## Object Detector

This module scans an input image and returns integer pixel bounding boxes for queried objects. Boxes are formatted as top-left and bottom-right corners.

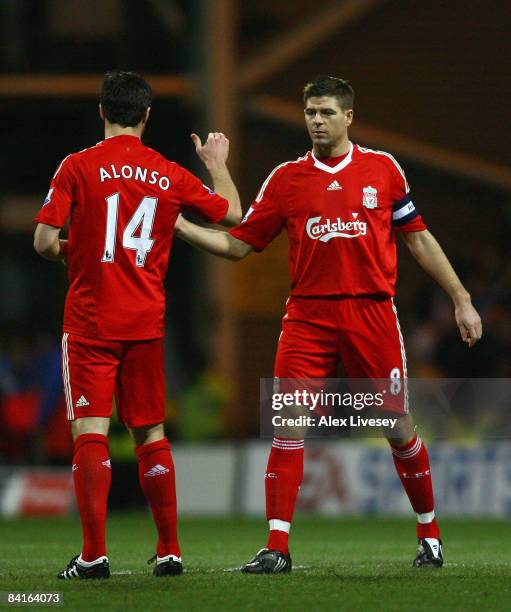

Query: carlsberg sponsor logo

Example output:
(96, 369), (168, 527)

(306, 215), (367, 242)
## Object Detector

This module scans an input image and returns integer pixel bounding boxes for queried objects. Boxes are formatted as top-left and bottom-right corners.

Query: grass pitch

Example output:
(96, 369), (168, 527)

(1, 513), (510, 611)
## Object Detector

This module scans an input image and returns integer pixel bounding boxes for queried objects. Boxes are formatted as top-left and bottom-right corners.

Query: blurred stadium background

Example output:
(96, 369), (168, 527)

(1, 0), (510, 522)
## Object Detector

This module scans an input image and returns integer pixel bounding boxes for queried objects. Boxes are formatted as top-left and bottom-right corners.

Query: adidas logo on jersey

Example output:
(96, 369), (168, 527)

(327, 180), (342, 191)
(102, 460), (111, 469)
(75, 395), (90, 407)
(144, 464), (170, 477)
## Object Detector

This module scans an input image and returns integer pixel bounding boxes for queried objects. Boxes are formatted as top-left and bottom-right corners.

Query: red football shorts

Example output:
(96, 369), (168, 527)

(274, 297), (409, 414)
(61, 333), (166, 428)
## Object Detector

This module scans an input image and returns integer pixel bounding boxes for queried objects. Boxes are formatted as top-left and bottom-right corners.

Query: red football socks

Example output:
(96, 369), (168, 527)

(390, 434), (441, 539)
(265, 438), (304, 554)
(135, 438), (181, 558)
(72, 433), (111, 562)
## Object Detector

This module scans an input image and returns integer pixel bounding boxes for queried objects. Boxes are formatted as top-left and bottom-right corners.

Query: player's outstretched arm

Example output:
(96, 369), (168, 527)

(34, 223), (68, 263)
(191, 132), (241, 226)
(402, 229), (482, 347)
(174, 214), (252, 261)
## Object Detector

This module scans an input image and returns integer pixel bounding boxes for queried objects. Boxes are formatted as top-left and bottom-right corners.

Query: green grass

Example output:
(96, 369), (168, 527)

(1, 514), (510, 611)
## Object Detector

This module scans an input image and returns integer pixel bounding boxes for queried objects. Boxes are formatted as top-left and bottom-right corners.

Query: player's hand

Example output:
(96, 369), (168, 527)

(191, 132), (229, 170)
(454, 300), (482, 348)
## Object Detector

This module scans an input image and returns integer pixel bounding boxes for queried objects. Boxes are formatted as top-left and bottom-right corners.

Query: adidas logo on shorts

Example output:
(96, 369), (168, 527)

(75, 395), (90, 407)
(144, 464), (170, 477)
(327, 180), (342, 191)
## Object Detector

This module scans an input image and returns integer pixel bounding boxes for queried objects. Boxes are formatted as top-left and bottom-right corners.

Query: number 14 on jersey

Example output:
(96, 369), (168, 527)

(102, 193), (158, 267)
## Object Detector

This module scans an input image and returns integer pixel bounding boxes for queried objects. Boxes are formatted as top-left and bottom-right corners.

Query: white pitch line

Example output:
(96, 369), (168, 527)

(108, 562), (504, 576)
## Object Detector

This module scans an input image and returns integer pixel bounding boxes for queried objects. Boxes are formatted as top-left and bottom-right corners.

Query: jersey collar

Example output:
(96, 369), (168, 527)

(311, 142), (354, 174)
(100, 134), (143, 145)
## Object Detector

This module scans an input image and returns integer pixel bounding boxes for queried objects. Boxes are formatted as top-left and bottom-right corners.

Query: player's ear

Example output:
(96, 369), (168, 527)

(99, 104), (105, 121)
(345, 109), (353, 127)
(143, 107), (151, 124)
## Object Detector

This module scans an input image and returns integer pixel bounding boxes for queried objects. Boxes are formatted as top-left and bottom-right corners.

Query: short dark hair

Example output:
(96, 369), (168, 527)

(100, 71), (153, 127)
(303, 75), (354, 111)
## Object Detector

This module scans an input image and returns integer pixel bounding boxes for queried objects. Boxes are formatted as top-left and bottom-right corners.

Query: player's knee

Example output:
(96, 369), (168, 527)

(272, 403), (310, 439)
(385, 414), (415, 446)
(71, 417), (110, 441)
(129, 423), (165, 447)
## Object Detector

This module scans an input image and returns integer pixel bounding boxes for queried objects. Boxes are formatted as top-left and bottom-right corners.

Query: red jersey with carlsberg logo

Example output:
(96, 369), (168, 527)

(36, 135), (228, 339)
(230, 142), (427, 298)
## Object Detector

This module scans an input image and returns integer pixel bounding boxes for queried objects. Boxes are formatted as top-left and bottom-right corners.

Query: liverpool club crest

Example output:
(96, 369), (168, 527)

(362, 186), (378, 209)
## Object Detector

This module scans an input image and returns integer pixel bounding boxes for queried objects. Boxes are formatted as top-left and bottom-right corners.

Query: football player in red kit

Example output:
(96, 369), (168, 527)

(175, 76), (482, 572)
(34, 71), (241, 579)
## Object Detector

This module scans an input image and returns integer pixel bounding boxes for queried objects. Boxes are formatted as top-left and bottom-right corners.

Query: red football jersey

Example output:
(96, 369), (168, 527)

(230, 143), (427, 298)
(36, 135), (228, 339)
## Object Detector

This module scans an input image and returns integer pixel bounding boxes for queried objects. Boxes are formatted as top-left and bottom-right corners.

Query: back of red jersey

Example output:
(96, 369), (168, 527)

(36, 135), (228, 339)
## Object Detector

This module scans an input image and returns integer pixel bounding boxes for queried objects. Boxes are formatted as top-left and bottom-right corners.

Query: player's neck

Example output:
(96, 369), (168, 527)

(313, 137), (350, 159)
(104, 124), (143, 140)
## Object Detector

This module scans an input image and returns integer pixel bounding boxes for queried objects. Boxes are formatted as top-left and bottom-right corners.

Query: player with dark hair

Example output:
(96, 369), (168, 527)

(34, 70), (241, 579)
(303, 74), (355, 111)
(100, 71), (154, 127)
(174, 75), (482, 572)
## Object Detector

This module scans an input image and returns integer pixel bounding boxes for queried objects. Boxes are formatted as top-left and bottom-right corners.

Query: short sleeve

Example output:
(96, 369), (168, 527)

(35, 155), (75, 228)
(229, 167), (286, 252)
(178, 167), (229, 223)
(387, 156), (427, 233)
